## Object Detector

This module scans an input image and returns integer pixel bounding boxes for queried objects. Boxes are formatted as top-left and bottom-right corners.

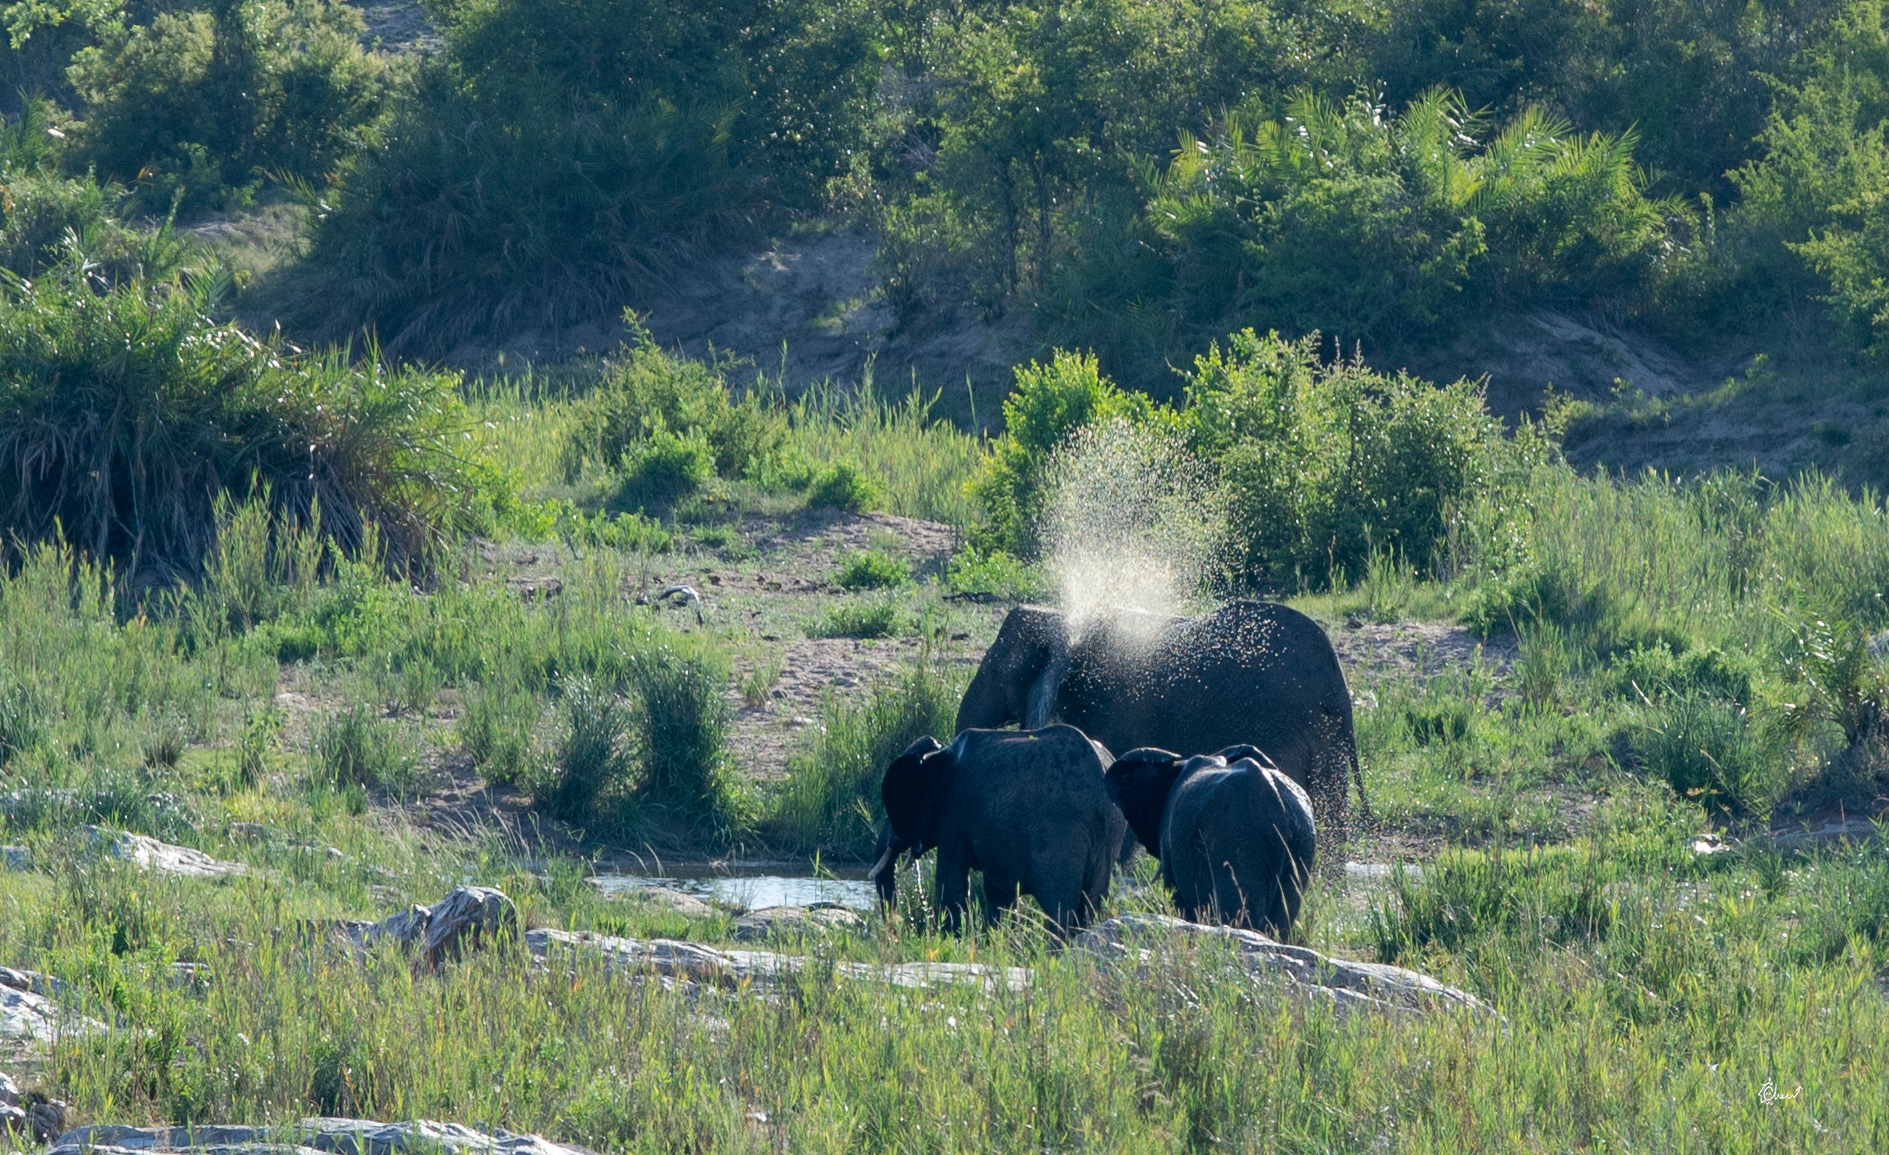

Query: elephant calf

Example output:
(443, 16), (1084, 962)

(874, 726), (1127, 935)
(1106, 745), (1316, 938)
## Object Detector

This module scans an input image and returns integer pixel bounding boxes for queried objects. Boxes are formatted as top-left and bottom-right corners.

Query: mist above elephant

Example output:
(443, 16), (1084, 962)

(955, 600), (1364, 837)
(873, 726), (1127, 935)
(1107, 745), (1316, 937)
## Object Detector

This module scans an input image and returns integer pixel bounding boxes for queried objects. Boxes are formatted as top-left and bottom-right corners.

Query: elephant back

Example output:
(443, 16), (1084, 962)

(1062, 600), (1352, 774)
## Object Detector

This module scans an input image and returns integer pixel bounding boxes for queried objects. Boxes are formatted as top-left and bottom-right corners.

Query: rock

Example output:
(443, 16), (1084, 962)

(1, 846), (27, 871)
(1691, 833), (1731, 855)
(527, 928), (1030, 993)
(1772, 814), (1882, 851)
(321, 887), (521, 972)
(84, 828), (247, 878)
(49, 1120), (596, 1155)
(23, 1095), (68, 1142)
(731, 904), (865, 941)
(1076, 915), (1494, 1017)
(227, 824), (274, 843)
(627, 886), (713, 918)
(0, 969), (102, 1041)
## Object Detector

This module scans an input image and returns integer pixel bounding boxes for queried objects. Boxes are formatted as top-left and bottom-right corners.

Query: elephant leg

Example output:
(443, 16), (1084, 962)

(981, 874), (1021, 929)
(933, 845), (972, 935)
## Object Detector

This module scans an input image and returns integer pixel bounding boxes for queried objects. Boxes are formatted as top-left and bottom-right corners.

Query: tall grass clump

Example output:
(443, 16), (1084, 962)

(544, 675), (632, 825)
(311, 702), (416, 793)
(786, 383), (981, 525)
(772, 651), (966, 856)
(0, 271), (488, 582)
(629, 640), (746, 835)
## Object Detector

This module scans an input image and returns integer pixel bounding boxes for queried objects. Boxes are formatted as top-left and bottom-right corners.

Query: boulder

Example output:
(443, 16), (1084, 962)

(0, 968), (103, 1042)
(623, 886), (713, 918)
(0, 1073), (68, 1142)
(731, 904), (865, 941)
(84, 828), (247, 878)
(527, 928), (1029, 993)
(1772, 814), (1882, 851)
(49, 1120), (596, 1155)
(1076, 915), (1494, 1017)
(321, 887), (522, 972)
(1, 846), (27, 871)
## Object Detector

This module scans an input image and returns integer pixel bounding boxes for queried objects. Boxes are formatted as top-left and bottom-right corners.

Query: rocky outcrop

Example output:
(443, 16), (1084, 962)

(49, 1119), (593, 1155)
(528, 928), (1029, 993)
(731, 904), (864, 941)
(1076, 915), (1494, 1016)
(85, 828), (247, 878)
(0, 967), (101, 1041)
(319, 887), (521, 972)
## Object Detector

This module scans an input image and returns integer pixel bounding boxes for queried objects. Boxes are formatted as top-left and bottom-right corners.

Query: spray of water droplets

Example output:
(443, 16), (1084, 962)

(1040, 419), (1224, 640)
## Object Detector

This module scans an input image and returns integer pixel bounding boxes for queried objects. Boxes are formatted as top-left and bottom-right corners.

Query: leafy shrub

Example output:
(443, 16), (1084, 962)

(773, 652), (965, 856)
(0, 171), (198, 285)
(808, 596), (912, 639)
(0, 272), (483, 581)
(834, 549), (909, 590)
(607, 428), (714, 512)
(1628, 692), (1777, 816)
(311, 702), (415, 792)
(564, 329), (785, 483)
(545, 675), (631, 823)
(1181, 331), (1546, 589)
(806, 462), (880, 513)
(67, 0), (390, 211)
(945, 544), (1049, 602)
(298, 0), (881, 354)
(968, 351), (1155, 556)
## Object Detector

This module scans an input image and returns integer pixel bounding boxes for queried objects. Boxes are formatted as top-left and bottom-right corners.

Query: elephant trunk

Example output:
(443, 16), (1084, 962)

(1023, 642), (1071, 730)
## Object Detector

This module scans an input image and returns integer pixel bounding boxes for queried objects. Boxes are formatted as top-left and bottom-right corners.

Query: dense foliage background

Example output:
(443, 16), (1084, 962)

(0, 0), (1886, 371)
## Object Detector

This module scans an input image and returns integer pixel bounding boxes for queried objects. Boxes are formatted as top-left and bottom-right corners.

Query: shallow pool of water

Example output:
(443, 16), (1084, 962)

(591, 872), (878, 911)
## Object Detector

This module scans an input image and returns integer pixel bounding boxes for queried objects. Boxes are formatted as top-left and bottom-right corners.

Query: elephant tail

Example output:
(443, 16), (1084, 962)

(1347, 732), (1373, 825)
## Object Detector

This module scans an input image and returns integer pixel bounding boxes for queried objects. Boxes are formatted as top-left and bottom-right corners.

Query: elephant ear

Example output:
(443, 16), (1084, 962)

(1215, 744), (1278, 770)
(881, 736), (947, 848)
(1106, 748), (1185, 857)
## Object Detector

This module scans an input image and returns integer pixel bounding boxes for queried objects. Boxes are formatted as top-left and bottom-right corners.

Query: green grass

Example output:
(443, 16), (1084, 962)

(10, 383), (1889, 1150)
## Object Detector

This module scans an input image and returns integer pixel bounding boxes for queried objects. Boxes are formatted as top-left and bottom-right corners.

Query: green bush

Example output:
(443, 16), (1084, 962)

(772, 652), (965, 856)
(834, 549), (909, 590)
(967, 351), (1155, 556)
(66, 0), (390, 212)
(0, 271), (484, 580)
(1181, 331), (1547, 589)
(564, 328), (785, 484)
(808, 596), (912, 639)
(945, 544), (1049, 602)
(806, 461), (881, 513)
(608, 428), (714, 512)
(298, 0), (881, 354)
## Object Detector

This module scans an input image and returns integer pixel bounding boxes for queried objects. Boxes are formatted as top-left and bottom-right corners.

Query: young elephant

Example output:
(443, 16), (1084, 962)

(1105, 744), (1316, 937)
(874, 726), (1126, 934)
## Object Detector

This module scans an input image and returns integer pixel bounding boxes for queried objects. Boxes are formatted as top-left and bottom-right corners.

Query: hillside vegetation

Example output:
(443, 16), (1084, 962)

(1, 0), (1888, 383)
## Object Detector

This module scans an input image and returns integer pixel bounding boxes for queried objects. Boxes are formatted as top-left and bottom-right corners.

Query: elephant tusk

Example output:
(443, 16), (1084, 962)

(870, 844), (899, 878)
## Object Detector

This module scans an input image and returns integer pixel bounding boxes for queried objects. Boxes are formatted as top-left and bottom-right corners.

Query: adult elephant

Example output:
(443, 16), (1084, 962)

(871, 726), (1126, 935)
(1106, 745), (1316, 937)
(956, 600), (1365, 838)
